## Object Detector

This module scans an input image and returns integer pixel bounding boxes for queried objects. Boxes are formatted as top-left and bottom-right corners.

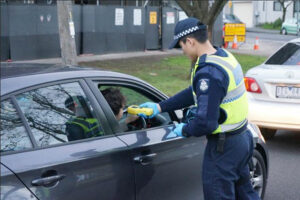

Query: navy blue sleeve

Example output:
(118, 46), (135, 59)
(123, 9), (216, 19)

(159, 86), (194, 112)
(182, 66), (229, 137)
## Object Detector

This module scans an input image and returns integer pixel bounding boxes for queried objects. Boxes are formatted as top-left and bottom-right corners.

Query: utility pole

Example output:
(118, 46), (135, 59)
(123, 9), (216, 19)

(57, 0), (77, 66)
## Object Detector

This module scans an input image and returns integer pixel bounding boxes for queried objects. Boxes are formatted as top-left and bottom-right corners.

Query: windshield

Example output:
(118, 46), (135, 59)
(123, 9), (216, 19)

(265, 43), (300, 65)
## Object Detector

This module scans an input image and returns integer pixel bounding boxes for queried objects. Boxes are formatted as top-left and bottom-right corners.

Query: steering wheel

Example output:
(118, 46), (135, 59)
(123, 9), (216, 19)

(121, 110), (147, 131)
(127, 116), (147, 130)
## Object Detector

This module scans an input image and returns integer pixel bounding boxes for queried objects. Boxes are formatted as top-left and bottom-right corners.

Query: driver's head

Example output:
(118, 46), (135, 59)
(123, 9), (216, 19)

(101, 88), (126, 120)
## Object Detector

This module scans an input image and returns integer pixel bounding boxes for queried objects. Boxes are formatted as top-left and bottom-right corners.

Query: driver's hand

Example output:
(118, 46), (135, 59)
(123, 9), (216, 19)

(125, 114), (139, 124)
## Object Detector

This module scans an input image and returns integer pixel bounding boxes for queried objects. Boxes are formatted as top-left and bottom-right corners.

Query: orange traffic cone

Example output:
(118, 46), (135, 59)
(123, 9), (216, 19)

(254, 37), (259, 50)
(232, 35), (238, 49)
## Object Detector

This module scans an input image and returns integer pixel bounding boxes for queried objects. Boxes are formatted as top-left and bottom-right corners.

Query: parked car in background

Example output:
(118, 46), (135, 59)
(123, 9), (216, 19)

(223, 13), (243, 24)
(245, 38), (300, 139)
(281, 18), (300, 35)
(1, 64), (268, 199)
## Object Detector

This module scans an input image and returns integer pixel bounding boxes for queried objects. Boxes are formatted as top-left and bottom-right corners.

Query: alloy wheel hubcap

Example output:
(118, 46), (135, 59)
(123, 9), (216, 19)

(250, 157), (264, 197)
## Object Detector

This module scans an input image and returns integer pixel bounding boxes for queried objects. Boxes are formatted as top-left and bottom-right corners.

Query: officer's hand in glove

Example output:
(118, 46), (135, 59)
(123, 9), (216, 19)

(173, 123), (186, 137)
(139, 102), (161, 118)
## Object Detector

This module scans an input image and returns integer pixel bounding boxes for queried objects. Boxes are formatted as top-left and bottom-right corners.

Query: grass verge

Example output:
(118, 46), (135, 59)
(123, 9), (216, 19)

(80, 53), (267, 96)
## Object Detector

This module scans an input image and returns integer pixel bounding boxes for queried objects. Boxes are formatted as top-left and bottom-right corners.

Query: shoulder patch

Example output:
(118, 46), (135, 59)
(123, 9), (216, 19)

(199, 79), (209, 92)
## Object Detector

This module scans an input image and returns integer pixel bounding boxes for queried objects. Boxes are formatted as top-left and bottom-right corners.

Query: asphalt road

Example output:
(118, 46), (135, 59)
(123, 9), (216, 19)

(246, 31), (298, 42)
(229, 31), (298, 57)
(263, 130), (300, 200)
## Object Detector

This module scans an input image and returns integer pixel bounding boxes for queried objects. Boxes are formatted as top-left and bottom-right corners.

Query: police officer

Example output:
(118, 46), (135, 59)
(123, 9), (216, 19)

(65, 95), (103, 141)
(140, 18), (260, 200)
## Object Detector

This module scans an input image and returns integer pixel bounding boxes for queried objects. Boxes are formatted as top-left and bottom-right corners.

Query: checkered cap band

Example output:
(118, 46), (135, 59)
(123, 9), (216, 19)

(174, 25), (200, 40)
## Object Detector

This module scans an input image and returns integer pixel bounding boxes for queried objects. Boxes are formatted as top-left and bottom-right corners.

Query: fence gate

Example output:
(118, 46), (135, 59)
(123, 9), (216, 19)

(162, 7), (177, 50)
(1, 5), (9, 61)
(145, 6), (160, 50)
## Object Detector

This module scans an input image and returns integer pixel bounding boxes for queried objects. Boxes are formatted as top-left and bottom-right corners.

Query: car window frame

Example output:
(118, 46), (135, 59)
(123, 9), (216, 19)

(1, 78), (115, 155)
(0, 96), (36, 155)
(86, 77), (179, 135)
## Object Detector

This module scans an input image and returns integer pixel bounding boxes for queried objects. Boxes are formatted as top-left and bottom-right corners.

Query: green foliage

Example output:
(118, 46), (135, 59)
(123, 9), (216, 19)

(273, 18), (282, 28)
(80, 53), (267, 96)
(259, 18), (282, 30)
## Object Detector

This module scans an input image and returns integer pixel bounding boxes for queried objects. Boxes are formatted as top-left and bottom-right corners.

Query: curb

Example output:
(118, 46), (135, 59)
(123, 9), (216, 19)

(246, 28), (280, 35)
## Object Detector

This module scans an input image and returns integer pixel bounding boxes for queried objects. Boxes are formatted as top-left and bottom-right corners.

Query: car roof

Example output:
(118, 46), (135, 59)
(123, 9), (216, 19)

(289, 38), (300, 43)
(0, 63), (89, 79)
(0, 63), (146, 96)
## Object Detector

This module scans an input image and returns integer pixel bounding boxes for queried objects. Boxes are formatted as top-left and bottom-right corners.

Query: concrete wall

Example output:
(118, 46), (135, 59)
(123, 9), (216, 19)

(224, 0), (295, 27)
(233, 1), (254, 28)
(255, 1), (294, 24)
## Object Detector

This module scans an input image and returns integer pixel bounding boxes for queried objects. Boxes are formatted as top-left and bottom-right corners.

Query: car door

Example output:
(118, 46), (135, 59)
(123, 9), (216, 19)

(89, 79), (206, 200)
(0, 80), (135, 200)
(290, 18), (297, 34)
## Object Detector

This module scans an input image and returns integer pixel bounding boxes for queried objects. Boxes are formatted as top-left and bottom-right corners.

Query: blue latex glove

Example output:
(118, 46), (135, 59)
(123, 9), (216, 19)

(139, 102), (160, 118)
(173, 123), (186, 137)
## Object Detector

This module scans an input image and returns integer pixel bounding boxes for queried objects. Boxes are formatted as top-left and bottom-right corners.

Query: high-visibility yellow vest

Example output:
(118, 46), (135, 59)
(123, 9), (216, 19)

(191, 49), (248, 134)
(67, 117), (103, 137)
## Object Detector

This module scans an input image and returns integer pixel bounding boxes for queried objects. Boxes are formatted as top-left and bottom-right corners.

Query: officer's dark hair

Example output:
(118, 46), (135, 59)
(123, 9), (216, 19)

(180, 23), (208, 44)
(101, 88), (126, 116)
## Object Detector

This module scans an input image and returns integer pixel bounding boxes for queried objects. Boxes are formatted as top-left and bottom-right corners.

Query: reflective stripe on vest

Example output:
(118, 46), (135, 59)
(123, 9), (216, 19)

(191, 49), (248, 134)
(68, 117), (103, 137)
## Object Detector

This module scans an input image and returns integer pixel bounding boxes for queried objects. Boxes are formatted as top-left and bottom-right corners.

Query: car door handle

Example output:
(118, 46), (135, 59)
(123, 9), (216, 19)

(134, 153), (157, 165)
(31, 174), (66, 187)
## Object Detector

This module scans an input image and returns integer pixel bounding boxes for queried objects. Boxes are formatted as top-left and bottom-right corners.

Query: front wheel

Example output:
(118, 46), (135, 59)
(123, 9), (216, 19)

(281, 28), (287, 35)
(249, 150), (267, 199)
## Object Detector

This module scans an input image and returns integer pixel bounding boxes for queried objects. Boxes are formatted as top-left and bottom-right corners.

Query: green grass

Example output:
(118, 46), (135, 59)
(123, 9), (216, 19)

(80, 53), (267, 96)
(260, 23), (281, 30)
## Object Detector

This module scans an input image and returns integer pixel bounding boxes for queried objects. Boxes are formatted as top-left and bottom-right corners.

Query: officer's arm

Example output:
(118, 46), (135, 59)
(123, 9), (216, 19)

(182, 68), (228, 137)
(159, 86), (194, 113)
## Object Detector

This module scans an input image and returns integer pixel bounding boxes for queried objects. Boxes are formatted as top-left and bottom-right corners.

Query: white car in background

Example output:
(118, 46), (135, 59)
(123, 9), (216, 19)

(245, 38), (300, 139)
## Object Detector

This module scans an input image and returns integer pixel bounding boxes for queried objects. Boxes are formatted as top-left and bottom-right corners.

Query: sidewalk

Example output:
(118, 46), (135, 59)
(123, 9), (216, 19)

(7, 47), (272, 65)
(3, 36), (280, 65)
(9, 50), (182, 65)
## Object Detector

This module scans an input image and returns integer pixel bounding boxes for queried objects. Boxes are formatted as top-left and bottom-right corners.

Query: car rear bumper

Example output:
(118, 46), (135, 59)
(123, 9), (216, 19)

(247, 96), (300, 131)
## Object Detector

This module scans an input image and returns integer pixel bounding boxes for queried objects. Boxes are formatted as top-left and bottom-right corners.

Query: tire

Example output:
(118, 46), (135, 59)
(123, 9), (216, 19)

(281, 28), (287, 35)
(260, 128), (276, 140)
(249, 150), (267, 199)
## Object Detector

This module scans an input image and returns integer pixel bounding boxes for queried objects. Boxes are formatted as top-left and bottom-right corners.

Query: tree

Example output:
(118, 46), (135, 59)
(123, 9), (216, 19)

(278, 0), (293, 25)
(175, 0), (227, 40)
(278, 0), (294, 26)
(57, 0), (78, 66)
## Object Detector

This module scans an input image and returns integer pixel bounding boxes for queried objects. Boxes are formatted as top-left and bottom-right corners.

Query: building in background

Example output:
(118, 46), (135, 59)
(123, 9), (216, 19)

(223, 0), (299, 28)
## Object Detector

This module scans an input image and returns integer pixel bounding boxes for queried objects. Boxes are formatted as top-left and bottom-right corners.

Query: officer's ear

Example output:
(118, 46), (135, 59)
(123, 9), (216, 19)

(186, 37), (197, 47)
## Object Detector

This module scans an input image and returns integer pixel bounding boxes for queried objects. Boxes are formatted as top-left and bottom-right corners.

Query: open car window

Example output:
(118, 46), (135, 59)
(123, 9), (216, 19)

(96, 83), (173, 132)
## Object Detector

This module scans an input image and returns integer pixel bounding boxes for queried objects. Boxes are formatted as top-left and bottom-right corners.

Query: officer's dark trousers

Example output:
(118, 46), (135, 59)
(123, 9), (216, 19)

(203, 130), (260, 200)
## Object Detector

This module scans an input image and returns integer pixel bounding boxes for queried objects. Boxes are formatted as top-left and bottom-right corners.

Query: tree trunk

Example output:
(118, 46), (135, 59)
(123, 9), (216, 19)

(57, 0), (78, 66)
(282, 7), (287, 24)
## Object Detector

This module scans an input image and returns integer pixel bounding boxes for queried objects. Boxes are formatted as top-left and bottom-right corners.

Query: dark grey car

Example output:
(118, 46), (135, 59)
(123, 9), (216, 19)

(0, 64), (269, 200)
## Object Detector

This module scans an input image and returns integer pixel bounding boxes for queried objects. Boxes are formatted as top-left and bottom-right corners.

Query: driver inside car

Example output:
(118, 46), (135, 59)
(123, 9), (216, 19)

(101, 88), (139, 131)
